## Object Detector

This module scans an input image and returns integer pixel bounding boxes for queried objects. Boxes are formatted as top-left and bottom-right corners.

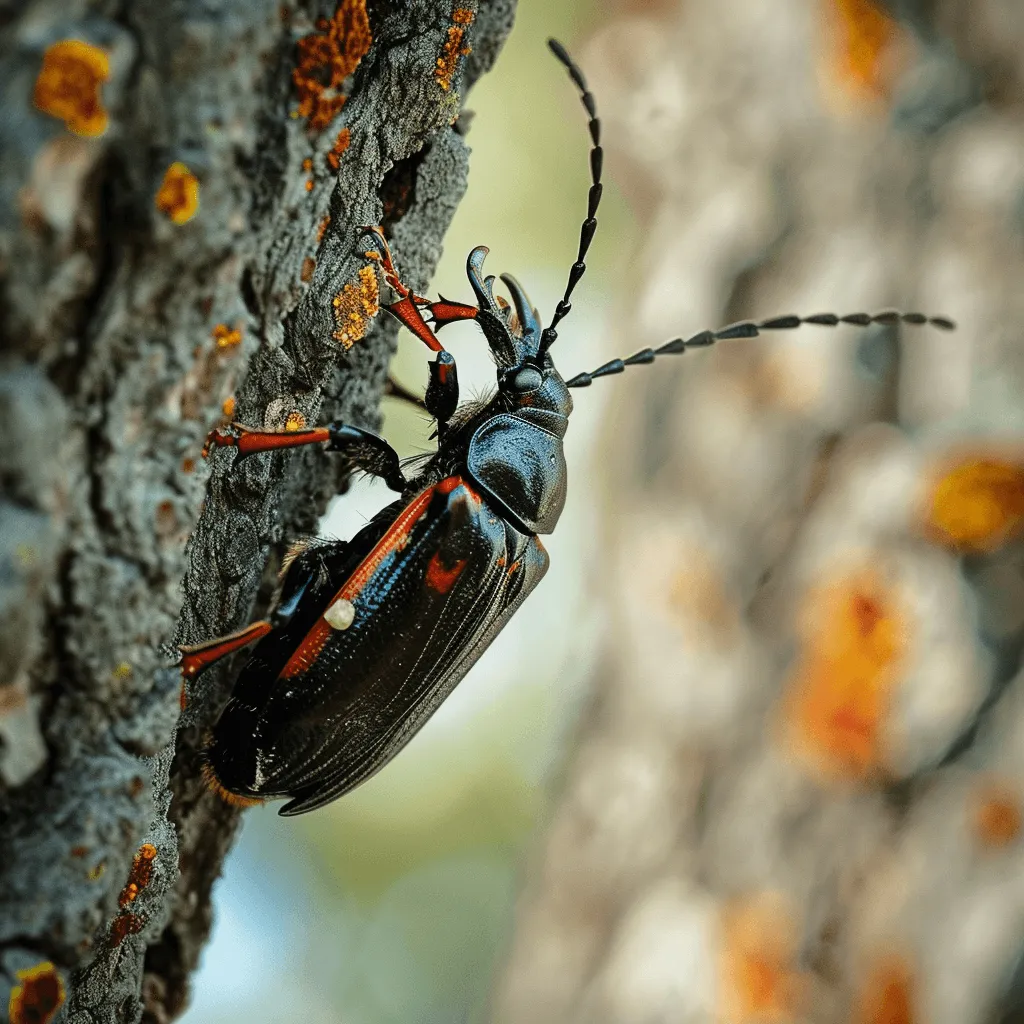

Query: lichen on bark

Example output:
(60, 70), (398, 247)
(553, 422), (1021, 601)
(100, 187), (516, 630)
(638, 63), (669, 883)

(0, 1), (516, 1021)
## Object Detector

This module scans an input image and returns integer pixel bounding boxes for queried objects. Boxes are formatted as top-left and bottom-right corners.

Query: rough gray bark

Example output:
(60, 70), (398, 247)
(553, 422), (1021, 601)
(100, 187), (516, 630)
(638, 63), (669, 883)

(0, 1), (515, 1020)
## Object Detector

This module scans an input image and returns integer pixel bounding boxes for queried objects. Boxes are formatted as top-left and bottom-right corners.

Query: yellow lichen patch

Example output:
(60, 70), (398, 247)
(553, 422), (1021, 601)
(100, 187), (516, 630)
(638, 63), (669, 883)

(200, 759), (263, 808)
(9, 961), (65, 1024)
(820, 0), (902, 102)
(285, 410), (307, 431)
(331, 264), (379, 348)
(112, 661), (132, 681)
(924, 455), (1024, 553)
(326, 126), (351, 171)
(436, 8), (475, 92)
(155, 162), (199, 224)
(781, 567), (909, 782)
(212, 323), (242, 349)
(972, 778), (1022, 849)
(293, 0), (371, 133)
(719, 893), (805, 1023)
(854, 955), (915, 1024)
(33, 40), (109, 137)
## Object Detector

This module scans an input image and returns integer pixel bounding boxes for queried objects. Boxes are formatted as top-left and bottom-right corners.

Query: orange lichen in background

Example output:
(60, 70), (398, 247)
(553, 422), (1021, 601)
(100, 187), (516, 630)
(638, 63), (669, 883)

(326, 126), (351, 171)
(436, 8), (474, 92)
(212, 323), (242, 349)
(8, 961), (65, 1024)
(33, 40), (109, 137)
(155, 162), (199, 224)
(301, 256), (316, 282)
(924, 455), (1024, 553)
(332, 264), (379, 348)
(782, 567), (909, 782)
(719, 893), (805, 1023)
(854, 955), (915, 1024)
(972, 778), (1022, 849)
(221, 396), (236, 418)
(820, 0), (904, 103)
(316, 213), (331, 244)
(118, 843), (157, 908)
(293, 0), (371, 133)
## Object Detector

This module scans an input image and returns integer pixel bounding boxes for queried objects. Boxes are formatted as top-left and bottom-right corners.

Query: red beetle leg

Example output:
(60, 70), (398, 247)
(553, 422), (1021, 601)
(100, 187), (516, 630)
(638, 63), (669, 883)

(384, 296), (444, 352)
(427, 298), (478, 331)
(203, 425), (331, 460)
(178, 621), (272, 683)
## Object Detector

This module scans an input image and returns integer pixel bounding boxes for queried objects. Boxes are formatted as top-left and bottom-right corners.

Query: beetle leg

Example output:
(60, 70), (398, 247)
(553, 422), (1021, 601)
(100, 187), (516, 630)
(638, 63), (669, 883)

(323, 423), (407, 492)
(361, 226), (477, 349)
(205, 421), (407, 492)
(384, 375), (428, 412)
(425, 351), (459, 429)
(178, 621), (273, 683)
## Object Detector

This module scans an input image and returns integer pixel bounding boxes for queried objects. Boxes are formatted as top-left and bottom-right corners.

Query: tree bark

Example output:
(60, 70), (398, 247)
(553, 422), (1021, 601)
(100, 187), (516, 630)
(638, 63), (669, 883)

(0, 1), (515, 1020)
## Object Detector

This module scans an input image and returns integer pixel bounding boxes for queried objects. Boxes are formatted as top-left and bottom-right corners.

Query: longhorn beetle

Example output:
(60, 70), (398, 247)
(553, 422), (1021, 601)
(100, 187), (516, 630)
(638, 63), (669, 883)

(181, 39), (955, 815)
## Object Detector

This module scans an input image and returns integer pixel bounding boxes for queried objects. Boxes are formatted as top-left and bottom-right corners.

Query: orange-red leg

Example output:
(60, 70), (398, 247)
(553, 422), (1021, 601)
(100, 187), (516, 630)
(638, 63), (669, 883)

(360, 226), (478, 349)
(178, 621), (273, 683)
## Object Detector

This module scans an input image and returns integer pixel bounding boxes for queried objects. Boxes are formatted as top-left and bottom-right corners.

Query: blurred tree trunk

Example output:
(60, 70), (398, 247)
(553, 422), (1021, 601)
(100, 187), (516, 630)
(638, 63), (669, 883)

(491, 2), (1024, 1023)
(0, 1), (514, 1021)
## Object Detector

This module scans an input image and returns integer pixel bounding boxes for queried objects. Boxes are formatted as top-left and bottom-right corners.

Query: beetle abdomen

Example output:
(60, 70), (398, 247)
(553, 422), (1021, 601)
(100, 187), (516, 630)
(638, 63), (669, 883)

(203, 475), (549, 815)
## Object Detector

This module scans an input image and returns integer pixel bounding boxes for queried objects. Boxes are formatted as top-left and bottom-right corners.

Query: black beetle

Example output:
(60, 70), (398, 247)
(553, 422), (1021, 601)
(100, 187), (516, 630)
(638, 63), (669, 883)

(180, 40), (954, 815)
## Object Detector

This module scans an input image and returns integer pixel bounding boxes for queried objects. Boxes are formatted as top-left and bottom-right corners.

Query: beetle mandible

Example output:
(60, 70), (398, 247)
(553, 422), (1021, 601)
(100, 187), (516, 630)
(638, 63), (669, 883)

(181, 40), (955, 815)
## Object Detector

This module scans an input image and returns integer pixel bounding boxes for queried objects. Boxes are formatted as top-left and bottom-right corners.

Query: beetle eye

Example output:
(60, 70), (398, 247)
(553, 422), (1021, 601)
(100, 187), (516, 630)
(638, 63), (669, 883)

(511, 366), (543, 392)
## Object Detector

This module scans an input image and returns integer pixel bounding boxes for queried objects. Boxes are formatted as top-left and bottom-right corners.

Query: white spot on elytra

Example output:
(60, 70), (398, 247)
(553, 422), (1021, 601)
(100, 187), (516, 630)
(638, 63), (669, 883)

(324, 597), (355, 630)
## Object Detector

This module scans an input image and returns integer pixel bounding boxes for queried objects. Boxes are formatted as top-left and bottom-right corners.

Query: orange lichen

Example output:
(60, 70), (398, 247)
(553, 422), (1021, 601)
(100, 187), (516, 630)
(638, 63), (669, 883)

(301, 256), (316, 282)
(782, 567), (909, 782)
(821, 0), (902, 102)
(212, 323), (242, 349)
(854, 955), (915, 1024)
(155, 162), (199, 224)
(200, 759), (264, 808)
(109, 912), (144, 946)
(182, 457), (195, 473)
(719, 893), (805, 1023)
(924, 455), (1024, 553)
(435, 8), (475, 92)
(305, 177), (314, 192)
(326, 126), (351, 171)
(331, 264), (379, 348)
(302, 157), (313, 171)
(118, 843), (157, 908)
(33, 40), (109, 137)
(285, 410), (307, 431)
(972, 778), (1022, 849)
(292, 0), (372, 133)
(221, 396), (236, 418)
(8, 961), (65, 1024)
(316, 213), (331, 244)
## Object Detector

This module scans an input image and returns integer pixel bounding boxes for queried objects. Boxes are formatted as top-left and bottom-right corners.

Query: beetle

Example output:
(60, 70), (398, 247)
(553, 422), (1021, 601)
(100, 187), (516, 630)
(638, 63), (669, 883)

(180, 39), (955, 815)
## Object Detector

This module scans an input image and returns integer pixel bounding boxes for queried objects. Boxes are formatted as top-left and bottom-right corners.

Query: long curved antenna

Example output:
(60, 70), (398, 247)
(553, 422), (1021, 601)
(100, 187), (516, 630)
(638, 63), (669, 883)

(564, 310), (956, 388)
(537, 39), (603, 359)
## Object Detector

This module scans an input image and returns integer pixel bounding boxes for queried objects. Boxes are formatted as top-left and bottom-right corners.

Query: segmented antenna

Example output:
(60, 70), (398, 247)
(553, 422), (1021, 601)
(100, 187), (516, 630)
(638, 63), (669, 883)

(564, 311), (957, 388)
(537, 39), (603, 359)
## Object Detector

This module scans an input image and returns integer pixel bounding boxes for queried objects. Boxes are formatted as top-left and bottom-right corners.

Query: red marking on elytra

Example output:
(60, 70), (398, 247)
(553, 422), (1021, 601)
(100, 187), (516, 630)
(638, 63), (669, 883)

(280, 479), (462, 678)
(426, 553), (467, 594)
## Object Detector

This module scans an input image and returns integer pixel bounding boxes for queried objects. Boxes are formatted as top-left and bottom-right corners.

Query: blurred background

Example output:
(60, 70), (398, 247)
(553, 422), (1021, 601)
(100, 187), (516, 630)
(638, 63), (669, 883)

(182, 0), (1024, 1021)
